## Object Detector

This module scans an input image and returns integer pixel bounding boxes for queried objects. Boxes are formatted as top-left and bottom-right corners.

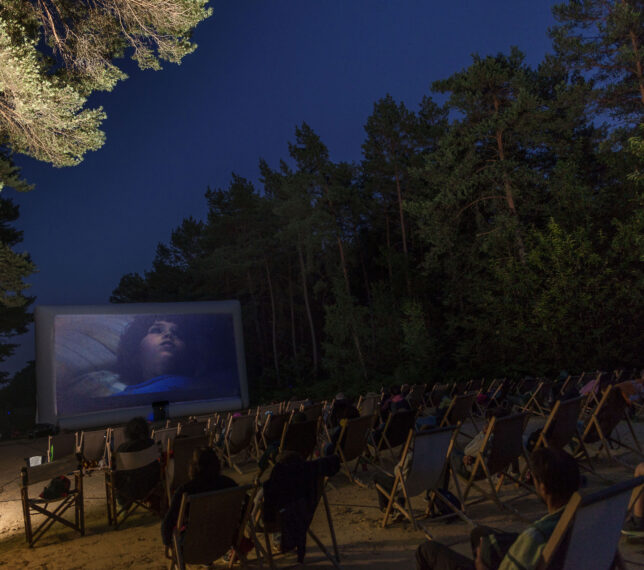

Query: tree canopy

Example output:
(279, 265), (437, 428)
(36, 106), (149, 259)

(0, 0), (211, 177)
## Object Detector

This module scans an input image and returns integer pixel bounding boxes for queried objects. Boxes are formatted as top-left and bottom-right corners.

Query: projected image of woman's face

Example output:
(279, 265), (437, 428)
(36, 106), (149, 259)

(139, 320), (186, 379)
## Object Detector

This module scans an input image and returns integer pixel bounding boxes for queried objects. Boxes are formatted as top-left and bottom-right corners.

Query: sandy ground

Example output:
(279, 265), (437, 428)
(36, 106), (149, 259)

(2, 417), (644, 569)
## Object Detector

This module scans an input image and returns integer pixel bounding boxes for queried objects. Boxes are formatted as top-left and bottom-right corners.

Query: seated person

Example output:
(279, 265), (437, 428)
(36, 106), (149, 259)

(161, 447), (237, 546)
(263, 450), (340, 563)
(452, 407), (510, 479)
(416, 447), (580, 570)
(324, 404), (360, 456)
(114, 416), (160, 507)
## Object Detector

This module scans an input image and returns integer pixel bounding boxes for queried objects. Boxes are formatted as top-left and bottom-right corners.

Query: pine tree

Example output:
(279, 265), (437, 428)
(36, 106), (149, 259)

(550, 0), (644, 123)
(0, 0), (211, 173)
(0, 158), (34, 375)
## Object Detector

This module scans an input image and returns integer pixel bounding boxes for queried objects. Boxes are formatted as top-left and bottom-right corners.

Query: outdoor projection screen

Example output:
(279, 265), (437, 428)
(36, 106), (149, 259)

(35, 301), (248, 429)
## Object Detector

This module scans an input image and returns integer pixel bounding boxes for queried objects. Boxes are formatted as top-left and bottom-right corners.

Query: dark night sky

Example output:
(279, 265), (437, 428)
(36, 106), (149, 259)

(3, 0), (559, 374)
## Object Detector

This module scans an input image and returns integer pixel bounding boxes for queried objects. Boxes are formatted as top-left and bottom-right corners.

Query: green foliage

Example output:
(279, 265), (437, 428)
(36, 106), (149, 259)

(0, 173), (34, 367)
(550, 0), (644, 123)
(0, 0), (211, 173)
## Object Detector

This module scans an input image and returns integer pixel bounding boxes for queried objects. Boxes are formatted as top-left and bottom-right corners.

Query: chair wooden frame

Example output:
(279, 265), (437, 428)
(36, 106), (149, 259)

(376, 425), (471, 532)
(372, 409), (417, 463)
(520, 381), (554, 416)
(457, 412), (533, 519)
(105, 444), (162, 529)
(47, 432), (78, 462)
(20, 456), (84, 547)
(439, 392), (479, 437)
(335, 414), (376, 485)
(166, 435), (209, 503)
(536, 476), (644, 570)
(221, 414), (256, 475)
(278, 417), (320, 461)
(167, 484), (266, 569)
(579, 385), (644, 468)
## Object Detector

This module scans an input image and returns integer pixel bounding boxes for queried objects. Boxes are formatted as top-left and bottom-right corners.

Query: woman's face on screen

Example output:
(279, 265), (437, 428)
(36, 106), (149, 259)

(139, 320), (187, 379)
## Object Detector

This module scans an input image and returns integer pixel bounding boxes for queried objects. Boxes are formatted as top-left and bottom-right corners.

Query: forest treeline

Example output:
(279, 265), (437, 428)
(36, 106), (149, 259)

(110, 4), (644, 400)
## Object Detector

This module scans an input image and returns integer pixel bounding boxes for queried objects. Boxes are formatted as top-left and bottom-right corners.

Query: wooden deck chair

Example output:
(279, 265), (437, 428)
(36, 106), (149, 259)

(47, 432), (78, 462)
(279, 417), (320, 460)
(20, 455), (84, 547)
(536, 476), (644, 570)
(335, 414), (376, 485)
(78, 428), (107, 471)
(520, 381), (554, 416)
(152, 426), (178, 453)
(168, 484), (265, 570)
(459, 413), (532, 518)
(426, 383), (450, 408)
(466, 379), (484, 393)
(105, 443), (161, 529)
(373, 409), (417, 462)
(356, 394), (380, 417)
(107, 426), (127, 455)
(177, 422), (206, 437)
(221, 414), (256, 475)
(377, 426), (468, 531)
(301, 402), (324, 422)
(439, 392), (479, 436)
(256, 402), (283, 417)
(523, 396), (595, 477)
(579, 385), (643, 468)
(257, 412), (290, 457)
(407, 384), (427, 411)
(285, 399), (308, 412)
(166, 435), (209, 502)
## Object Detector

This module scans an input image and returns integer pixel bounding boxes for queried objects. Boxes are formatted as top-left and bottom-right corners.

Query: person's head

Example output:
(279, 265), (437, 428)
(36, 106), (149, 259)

(189, 447), (221, 481)
(530, 448), (580, 510)
(125, 416), (149, 441)
(117, 315), (197, 385)
(390, 385), (402, 397)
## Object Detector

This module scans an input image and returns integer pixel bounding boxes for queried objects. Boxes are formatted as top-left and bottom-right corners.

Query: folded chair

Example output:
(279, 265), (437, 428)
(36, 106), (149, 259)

(166, 435), (209, 502)
(20, 455), (84, 547)
(376, 425), (469, 532)
(536, 476), (644, 570)
(458, 412), (532, 518)
(167, 484), (265, 569)
(579, 385), (643, 468)
(335, 414), (376, 485)
(372, 409), (417, 462)
(105, 443), (162, 529)
(221, 414), (256, 474)
(279, 417), (320, 460)
(439, 392), (479, 437)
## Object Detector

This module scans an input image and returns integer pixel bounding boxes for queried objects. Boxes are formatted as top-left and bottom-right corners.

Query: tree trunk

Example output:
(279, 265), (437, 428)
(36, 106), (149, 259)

(264, 258), (280, 384)
(495, 127), (526, 262)
(298, 243), (318, 377)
